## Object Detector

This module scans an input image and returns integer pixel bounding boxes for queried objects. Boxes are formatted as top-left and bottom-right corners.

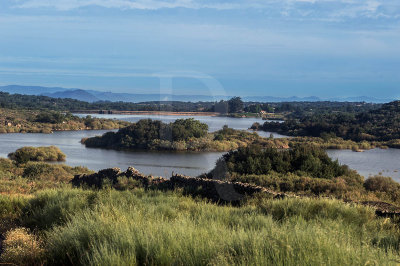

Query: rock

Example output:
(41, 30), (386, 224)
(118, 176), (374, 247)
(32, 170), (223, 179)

(126, 167), (142, 177)
(361, 201), (400, 217)
(71, 167), (121, 188)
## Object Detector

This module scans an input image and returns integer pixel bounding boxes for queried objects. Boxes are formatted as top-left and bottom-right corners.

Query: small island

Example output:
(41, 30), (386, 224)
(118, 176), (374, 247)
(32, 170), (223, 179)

(81, 118), (290, 152)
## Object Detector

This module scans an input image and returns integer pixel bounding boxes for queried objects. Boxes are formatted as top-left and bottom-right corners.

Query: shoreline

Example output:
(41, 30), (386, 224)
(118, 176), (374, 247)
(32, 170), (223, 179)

(72, 110), (220, 116)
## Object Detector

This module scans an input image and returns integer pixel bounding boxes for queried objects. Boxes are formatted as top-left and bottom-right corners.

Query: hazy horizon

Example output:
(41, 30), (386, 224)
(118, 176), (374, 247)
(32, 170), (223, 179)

(1, 0), (400, 98)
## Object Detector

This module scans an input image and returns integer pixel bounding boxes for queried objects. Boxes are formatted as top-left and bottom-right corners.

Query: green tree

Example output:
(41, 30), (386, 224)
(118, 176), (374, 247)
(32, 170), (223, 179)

(228, 97), (244, 113)
(213, 100), (228, 114)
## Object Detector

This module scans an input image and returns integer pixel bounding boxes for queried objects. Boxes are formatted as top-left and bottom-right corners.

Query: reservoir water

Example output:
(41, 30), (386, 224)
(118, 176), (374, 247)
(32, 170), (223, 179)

(326, 149), (400, 180)
(0, 130), (224, 177)
(0, 115), (399, 180)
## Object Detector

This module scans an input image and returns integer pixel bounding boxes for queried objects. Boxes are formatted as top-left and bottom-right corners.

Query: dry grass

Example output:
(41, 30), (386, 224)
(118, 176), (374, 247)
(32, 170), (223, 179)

(0, 228), (44, 265)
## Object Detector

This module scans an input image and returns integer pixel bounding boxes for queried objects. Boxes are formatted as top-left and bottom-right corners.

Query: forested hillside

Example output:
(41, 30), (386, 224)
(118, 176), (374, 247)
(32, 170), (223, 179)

(260, 101), (400, 141)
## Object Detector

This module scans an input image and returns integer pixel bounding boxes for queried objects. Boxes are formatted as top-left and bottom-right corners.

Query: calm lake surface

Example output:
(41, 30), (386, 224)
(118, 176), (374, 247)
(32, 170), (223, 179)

(326, 149), (400, 180)
(0, 130), (224, 177)
(0, 114), (399, 180)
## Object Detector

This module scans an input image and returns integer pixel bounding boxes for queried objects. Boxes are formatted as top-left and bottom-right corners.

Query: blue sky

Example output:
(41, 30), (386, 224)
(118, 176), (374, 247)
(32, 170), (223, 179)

(0, 0), (400, 98)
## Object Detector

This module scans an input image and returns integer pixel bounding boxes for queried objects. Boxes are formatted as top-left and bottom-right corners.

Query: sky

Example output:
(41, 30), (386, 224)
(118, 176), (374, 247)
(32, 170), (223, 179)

(0, 0), (400, 98)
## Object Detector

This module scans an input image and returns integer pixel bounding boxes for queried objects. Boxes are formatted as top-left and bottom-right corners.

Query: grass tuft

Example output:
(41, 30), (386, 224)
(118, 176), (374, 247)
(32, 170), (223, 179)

(0, 227), (44, 265)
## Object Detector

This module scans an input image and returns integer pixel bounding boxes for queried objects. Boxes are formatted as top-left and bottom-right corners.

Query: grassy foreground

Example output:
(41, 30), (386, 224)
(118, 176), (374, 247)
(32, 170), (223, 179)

(1, 188), (400, 265)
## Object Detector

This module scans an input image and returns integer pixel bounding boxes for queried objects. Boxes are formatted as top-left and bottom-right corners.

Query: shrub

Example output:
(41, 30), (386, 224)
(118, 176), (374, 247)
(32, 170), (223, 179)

(22, 162), (72, 182)
(0, 158), (16, 174)
(364, 176), (400, 202)
(364, 176), (400, 193)
(8, 146), (66, 164)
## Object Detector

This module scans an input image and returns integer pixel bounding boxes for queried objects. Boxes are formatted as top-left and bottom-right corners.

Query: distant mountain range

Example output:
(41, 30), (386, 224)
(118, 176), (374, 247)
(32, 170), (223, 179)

(0, 85), (395, 103)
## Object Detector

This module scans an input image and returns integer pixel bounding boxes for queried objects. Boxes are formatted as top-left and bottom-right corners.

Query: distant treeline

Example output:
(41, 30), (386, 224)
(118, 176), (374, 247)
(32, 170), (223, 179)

(0, 91), (380, 115)
(262, 101), (379, 119)
(0, 92), (239, 113)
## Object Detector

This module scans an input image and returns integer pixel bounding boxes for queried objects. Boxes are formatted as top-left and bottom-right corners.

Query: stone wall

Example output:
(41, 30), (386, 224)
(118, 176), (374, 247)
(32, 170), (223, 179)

(71, 167), (285, 202)
(71, 166), (400, 216)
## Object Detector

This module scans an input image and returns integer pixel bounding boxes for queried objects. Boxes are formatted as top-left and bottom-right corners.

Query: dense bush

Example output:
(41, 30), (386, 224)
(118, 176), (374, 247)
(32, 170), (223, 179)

(8, 146), (66, 164)
(217, 145), (350, 179)
(364, 176), (400, 202)
(365, 176), (400, 192)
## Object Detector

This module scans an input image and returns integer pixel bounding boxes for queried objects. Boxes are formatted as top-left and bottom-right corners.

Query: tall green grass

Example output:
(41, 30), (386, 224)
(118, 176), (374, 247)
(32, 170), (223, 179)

(22, 189), (98, 230)
(0, 194), (29, 233)
(12, 188), (400, 265)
